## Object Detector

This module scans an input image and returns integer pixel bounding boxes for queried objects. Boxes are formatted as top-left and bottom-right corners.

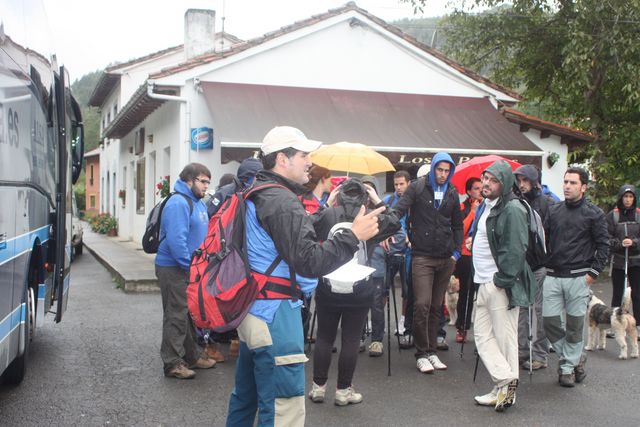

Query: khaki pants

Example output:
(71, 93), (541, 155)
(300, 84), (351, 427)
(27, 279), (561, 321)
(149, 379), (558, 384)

(474, 281), (519, 386)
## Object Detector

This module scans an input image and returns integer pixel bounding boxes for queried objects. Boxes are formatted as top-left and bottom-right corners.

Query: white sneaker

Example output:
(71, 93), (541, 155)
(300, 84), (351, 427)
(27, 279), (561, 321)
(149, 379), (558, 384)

(417, 357), (434, 374)
(427, 354), (447, 370)
(397, 316), (406, 335)
(335, 386), (363, 406)
(308, 382), (326, 403)
(495, 379), (518, 412)
(474, 387), (499, 406)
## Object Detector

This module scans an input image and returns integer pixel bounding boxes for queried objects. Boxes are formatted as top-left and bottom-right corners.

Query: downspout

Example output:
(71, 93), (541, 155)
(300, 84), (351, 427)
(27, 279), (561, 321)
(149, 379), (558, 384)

(146, 80), (191, 162)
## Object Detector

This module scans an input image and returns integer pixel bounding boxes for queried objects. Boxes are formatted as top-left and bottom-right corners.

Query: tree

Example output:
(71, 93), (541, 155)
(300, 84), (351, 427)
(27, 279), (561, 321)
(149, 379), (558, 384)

(403, 0), (640, 206)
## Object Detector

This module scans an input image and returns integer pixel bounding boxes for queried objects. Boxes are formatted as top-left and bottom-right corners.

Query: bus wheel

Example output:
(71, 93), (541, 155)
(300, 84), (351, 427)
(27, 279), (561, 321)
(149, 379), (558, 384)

(2, 285), (32, 385)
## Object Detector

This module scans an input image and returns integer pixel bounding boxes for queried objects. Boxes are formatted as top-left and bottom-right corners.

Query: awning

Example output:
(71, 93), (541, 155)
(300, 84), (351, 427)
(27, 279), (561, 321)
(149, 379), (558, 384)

(203, 82), (543, 167)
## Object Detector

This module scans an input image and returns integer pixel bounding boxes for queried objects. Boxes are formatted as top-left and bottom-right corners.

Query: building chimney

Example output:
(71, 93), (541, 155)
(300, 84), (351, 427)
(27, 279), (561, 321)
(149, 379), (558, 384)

(184, 9), (216, 60)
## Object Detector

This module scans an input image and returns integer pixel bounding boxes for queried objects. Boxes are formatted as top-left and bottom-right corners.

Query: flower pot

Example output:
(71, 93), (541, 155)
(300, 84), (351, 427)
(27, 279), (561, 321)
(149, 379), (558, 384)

(107, 228), (118, 237)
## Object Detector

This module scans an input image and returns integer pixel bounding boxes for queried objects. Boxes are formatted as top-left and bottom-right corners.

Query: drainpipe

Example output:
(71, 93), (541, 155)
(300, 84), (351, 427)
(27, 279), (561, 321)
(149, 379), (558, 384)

(146, 80), (191, 162)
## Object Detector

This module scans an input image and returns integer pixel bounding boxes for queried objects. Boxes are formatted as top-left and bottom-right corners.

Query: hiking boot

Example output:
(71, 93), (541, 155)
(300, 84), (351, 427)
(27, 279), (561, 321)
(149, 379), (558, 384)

(368, 341), (383, 357)
(574, 353), (587, 383)
(165, 363), (196, 380)
(204, 343), (225, 363)
(335, 386), (363, 406)
(474, 386), (499, 406)
(437, 336), (449, 351)
(399, 333), (414, 349)
(427, 354), (447, 370)
(417, 357), (434, 374)
(191, 356), (216, 369)
(308, 382), (326, 403)
(455, 329), (467, 343)
(229, 339), (240, 358)
(558, 372), (576, 387)
(495, 379), (518, 412)
(521, 360), (547, 371)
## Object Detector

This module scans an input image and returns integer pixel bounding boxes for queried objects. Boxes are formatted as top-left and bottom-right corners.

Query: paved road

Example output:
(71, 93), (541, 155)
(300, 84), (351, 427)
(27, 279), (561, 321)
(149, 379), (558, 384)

(1, 252), (639, 426)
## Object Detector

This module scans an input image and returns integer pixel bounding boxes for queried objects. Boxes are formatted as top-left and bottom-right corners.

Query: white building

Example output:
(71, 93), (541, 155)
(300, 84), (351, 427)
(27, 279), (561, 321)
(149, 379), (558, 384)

(89, 3), (592, 243)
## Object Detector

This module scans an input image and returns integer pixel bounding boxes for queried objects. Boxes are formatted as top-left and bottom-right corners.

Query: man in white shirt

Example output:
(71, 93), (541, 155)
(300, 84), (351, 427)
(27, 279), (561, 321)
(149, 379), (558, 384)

(468, 160), (536, 412)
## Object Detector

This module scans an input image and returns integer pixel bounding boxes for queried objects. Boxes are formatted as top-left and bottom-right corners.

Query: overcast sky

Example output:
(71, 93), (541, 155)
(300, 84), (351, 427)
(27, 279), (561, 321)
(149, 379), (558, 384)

(34, 0), (454, 81)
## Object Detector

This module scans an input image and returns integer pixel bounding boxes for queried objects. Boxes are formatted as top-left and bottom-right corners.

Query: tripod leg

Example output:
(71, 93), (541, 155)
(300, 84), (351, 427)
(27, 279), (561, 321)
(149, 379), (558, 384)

(390, 265), (401, 352)
(307, 306), (317, 353)
(387, 284), (391, 376)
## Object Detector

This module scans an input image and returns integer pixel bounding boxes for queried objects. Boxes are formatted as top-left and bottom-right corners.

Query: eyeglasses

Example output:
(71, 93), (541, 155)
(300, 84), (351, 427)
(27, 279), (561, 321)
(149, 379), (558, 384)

(195, 177), (211, 185)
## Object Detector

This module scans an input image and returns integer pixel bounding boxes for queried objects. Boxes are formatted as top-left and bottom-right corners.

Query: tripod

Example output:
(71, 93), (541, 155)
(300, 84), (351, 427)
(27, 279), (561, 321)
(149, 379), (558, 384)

(385, 253), (404, 376)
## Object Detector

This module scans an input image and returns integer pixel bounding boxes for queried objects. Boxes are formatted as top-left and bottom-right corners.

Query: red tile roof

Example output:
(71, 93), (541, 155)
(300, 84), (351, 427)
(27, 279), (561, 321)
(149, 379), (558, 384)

(149, 2), (521, 100)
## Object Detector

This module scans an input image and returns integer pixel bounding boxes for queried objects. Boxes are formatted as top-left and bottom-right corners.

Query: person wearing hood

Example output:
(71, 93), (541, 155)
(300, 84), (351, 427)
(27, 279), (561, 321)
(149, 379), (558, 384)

(543, 167), (609, 388)
(155, 163), (217, 379)
(309, 177), (400, 406)
(468, 160), (536, 411)
(393, 152), (463, 373)
(606, 184), (640, 325)
(206, 157), (263, 218)
(513, 164), (557, 371)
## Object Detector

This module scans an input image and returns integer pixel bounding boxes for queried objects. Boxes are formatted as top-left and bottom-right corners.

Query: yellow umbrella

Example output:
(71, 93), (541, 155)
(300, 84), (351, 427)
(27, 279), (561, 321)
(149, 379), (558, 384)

(310, 141), (395, 175)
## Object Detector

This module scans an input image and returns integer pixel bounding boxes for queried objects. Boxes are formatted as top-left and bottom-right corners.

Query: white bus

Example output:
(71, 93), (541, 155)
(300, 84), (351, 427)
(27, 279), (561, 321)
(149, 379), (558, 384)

(1, 0), (84, 384)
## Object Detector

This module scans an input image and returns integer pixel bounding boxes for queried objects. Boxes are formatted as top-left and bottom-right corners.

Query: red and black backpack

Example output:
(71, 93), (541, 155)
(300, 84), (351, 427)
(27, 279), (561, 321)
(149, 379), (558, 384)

(187, 184), (301, 332)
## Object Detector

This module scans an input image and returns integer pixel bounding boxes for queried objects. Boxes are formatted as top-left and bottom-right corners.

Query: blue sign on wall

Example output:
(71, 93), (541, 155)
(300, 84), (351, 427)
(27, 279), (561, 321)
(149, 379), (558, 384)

(191, 127), (213, 150)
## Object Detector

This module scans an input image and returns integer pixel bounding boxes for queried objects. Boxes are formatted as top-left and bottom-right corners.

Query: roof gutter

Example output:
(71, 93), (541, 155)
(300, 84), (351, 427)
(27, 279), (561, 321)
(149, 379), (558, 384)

(146, 80), (192, 162)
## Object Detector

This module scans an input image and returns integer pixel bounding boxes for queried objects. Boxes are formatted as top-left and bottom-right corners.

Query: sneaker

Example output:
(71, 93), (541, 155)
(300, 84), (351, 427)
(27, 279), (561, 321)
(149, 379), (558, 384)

(396, 316), (406, 336)
(417, 357), (434, 374)
(574, 353), (587, 383)
(308, 382), (326, 403)
(229, 339), (240, 358)
(495, 379), (518, 412)
(190, 356), (216, 369)
(165, 363), (196, 379)
(335, 386), (363, 406)
(368, 341), (383, 357)
(474, 387), (499, 406)
(558, 372), (575, 387)
(436, 336), (449, 351)
(204, 343), (225, 363)
(359, 339), (366, 353)
(399, 334), (414, 349)
(521, 360), (547, 371)
(427, 354), (447, 370)
(455, 329), (467, 343)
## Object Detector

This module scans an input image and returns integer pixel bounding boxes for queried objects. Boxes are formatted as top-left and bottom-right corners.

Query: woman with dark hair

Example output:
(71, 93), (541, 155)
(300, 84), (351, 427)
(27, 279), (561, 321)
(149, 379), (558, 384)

(308, 178), (400, 406)
(301, 164), (332, 214)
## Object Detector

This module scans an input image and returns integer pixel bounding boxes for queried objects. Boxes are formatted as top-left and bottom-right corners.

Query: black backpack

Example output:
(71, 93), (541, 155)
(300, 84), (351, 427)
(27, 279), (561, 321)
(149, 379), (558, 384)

(517, 198), (547, 269)
(142, 192), (193, 254)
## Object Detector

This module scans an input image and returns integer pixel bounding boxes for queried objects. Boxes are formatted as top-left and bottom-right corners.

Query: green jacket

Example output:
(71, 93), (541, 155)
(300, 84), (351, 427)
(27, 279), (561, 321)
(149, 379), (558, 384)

(474, 160), (537, 307)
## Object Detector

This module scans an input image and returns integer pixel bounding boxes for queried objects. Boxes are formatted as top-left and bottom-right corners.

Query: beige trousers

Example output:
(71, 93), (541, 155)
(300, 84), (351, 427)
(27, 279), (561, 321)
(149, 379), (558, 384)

(473, 281), (519, 386)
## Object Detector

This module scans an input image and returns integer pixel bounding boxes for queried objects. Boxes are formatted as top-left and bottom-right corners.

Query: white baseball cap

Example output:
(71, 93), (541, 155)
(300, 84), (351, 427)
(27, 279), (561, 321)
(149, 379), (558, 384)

(261, 126), (322, 155)
(417, 164), (429, 178)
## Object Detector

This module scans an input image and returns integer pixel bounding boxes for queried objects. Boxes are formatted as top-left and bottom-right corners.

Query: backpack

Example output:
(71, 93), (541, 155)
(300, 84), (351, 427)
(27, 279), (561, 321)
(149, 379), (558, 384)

(517, 198), (546, 269)
(323, 222), (370, 294)
(142, 192), (193, 254)
(186, 184), (302, 333)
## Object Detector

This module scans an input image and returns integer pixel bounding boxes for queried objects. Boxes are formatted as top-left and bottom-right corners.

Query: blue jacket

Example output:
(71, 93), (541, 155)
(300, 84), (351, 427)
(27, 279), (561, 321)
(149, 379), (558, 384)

(245, 200), (318, 323)
(155, 179), (209, 271)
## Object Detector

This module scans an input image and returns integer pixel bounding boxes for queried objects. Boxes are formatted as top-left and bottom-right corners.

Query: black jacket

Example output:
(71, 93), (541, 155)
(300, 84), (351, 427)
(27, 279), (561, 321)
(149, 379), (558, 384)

(248, 170), (360, 278)
(606, 184), (640, 269)
(206, 179), (241, 218)
(544, 197), (609, 279)
(394, 175), (463, 258)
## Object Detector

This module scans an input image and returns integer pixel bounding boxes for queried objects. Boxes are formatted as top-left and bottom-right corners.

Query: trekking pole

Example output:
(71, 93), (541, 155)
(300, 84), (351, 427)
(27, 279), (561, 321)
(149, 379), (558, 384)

(624, 223), (631, 302)
(528, 304), (533, 382)
(387, 283), (392, 376)
(473, 348), (480, 382)
(460, 273), (473, 359)
(390, 255), (402, 351)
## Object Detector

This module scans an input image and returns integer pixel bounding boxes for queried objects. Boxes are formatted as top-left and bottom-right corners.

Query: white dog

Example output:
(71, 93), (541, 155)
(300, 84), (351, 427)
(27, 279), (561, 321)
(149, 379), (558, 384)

(584, 291), (638, 360)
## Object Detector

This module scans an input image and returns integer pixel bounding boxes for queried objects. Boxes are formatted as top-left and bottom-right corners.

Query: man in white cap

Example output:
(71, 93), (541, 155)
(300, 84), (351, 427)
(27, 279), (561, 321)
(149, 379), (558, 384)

(226, 126), (385, 427)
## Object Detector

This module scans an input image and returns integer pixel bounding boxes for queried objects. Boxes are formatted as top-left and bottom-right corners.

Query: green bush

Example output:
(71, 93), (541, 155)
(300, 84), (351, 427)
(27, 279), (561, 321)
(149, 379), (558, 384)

(89, 213), (117, 234)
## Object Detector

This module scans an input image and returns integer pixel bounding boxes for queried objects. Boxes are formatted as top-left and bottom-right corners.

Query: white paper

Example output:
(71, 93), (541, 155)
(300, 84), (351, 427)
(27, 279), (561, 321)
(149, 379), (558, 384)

(324, 261), (375, 282)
